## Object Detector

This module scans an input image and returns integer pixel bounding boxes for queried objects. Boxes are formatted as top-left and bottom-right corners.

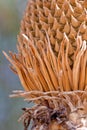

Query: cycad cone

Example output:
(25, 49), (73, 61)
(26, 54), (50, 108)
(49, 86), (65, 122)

(4, 0), (87, 129)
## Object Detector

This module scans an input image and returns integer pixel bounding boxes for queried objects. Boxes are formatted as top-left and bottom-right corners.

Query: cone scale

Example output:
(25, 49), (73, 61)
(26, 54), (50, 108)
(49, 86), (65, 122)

(4, 0), (87, 129)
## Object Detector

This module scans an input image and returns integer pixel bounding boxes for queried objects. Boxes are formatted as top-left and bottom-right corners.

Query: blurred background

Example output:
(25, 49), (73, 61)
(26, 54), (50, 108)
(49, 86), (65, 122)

(0, 0), (32, 130)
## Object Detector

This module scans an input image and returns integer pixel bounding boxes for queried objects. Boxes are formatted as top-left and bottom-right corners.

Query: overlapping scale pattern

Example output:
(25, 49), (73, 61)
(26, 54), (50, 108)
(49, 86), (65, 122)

(4, 0), (87, 92)
(4, 1), (87, 129)
(21, 0), (87, 66)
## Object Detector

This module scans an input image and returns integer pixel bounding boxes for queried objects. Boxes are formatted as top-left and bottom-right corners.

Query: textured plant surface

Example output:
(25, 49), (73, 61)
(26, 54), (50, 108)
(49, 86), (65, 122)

(4, 0), (87, 129)
(11, 90), (87, 130)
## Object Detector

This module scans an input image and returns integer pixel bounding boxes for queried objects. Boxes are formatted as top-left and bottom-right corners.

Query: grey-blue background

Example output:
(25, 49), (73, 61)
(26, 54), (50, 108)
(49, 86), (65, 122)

(0, 0), (32, 130)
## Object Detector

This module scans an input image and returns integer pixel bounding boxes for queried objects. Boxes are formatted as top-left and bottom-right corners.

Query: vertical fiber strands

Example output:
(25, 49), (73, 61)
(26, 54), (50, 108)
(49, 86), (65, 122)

(4, 0), (87, 129)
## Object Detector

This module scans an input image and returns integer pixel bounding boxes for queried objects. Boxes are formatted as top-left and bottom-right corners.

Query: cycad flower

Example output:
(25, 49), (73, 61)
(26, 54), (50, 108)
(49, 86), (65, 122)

(4, 0), (87, 129)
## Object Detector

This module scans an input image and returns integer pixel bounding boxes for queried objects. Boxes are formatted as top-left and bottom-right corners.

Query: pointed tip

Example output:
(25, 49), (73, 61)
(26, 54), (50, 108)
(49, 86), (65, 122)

(81, 40), (86, 52)
(64, 32), (69, 42)
(2, 51), (7, 57)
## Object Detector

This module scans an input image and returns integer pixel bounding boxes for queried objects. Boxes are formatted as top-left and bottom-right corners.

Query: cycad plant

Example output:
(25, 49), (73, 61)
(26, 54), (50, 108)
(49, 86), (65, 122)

(4, 0), (87, 129)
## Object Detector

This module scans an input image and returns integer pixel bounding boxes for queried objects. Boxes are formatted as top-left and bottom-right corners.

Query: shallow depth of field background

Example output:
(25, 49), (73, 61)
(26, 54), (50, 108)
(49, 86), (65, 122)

(0, 0), (32, 130)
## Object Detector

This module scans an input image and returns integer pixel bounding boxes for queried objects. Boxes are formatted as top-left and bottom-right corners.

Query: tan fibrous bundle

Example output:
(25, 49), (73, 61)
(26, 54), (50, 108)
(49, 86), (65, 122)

(4, 0), (87, 92)
(3, 0), (87, 129)
(11, 90), (87, 130)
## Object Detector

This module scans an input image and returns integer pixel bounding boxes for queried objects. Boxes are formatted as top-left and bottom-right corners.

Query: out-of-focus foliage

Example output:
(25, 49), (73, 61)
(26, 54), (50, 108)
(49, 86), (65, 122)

(0, 0), (26, 35)
(0, 0), (32, 130)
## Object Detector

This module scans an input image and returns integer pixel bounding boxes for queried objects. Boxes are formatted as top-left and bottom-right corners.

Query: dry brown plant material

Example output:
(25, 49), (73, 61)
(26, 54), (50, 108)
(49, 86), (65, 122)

(3, 0), (87, 129)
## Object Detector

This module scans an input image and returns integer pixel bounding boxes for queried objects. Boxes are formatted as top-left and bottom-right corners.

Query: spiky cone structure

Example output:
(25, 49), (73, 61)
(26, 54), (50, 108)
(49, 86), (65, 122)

(3, 0), (87, 129)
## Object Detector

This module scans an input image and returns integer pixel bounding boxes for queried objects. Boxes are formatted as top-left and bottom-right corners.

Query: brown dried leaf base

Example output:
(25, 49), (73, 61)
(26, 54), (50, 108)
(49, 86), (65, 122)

(11, 90), (87, 130)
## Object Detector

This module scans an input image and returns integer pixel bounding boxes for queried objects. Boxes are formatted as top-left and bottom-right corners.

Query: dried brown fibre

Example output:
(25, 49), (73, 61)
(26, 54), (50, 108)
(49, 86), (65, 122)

(3, 34), (87, 92)
(11, 90), (87, 130)
(3, 0), (87, 92)
(3, 0), (87, 129)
